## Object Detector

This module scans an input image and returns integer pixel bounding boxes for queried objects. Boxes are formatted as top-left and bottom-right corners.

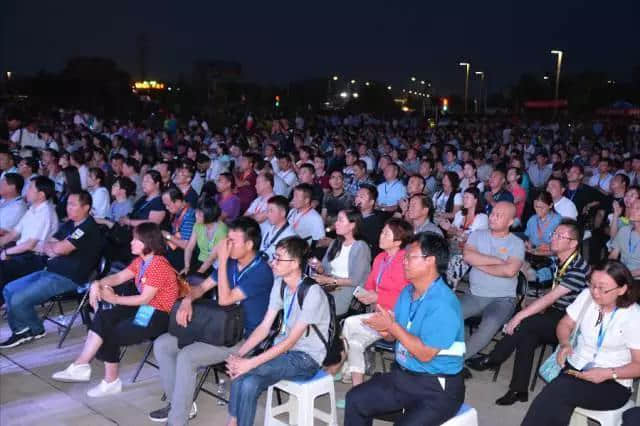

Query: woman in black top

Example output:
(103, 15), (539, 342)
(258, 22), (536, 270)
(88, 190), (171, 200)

(120, 170), (166, 227)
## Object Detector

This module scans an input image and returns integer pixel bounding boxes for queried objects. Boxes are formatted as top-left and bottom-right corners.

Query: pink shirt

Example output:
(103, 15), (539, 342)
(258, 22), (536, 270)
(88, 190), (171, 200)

(364, 249), (409, 311)
(511, 184), (526, 219)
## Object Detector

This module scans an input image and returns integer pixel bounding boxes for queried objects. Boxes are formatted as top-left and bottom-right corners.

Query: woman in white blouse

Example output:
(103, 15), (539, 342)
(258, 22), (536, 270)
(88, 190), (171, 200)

(439, 187), (488, 288)
(522, 260), (640, 426)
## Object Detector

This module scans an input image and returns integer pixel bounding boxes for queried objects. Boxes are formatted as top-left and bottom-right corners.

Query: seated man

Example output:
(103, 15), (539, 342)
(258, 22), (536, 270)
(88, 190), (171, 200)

(0, 173), (27, 233)
(345, 232), (465, 426)
(260, 195), (296, 261)
(609, 199), (640, 278)
(462, 201), (524, 364)
(226, 236), (331, 426)
(0, 190), (102, 348)
(150, 217), (273, 425)
(0, 176), (59, 293)
(287, 183), (325, 244)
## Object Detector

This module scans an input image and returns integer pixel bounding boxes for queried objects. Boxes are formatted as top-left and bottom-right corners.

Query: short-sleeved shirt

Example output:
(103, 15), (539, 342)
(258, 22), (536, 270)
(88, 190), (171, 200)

(172, 207), (196, 241)
(394, 277), (465, 374)
(47, 216), (102, 284)
(109, 199), (133, 222)
(127, 255), (179, 312)
(612, 225), (640, 271)
(260, 223), (297, 260)
(525, 212), (562, 248)
(14, 201), (58, 245)
(377, 180), (407, 207)
(287, 208), (325, 242)
(269, 279), (331, 366)
(213, 256), (274, 336)
(554, 196), (578, 220)
(0, 196), (27, 231)
(566, 289), (640, 387)
(216, 193), (241, 223)
(130, 195), (165, 220)
(483, 189), (514, 214)
(415, 219), (444, 237)
(194, 222), (228, 262)
(468, 230), (525, 298)
(510, 184), (526, 219)
(363, 250), (408, 311)
(549, 253), (589, 310)
(323, 191), (353, 219)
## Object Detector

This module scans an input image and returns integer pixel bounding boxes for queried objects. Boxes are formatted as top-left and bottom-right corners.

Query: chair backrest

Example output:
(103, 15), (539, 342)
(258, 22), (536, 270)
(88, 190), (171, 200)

(97, 256), (111, 279)
(516, 272), (529, 305)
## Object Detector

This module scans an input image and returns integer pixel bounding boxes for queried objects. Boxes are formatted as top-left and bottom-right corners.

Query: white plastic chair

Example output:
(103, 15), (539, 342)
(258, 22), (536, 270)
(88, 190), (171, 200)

(569, 400), (635, 426)
(264, 369), (337, 426)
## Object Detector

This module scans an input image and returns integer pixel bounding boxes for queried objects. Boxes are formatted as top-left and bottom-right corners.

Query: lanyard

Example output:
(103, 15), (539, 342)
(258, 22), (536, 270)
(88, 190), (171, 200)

(406, 284), (431, 330)
(628, 231), (640, 254)
(552, 251), (578, 289)
(232, 256), (262, 287)
(262, 223), (289, 251)
(291, 208), (312, 231)
(172, 207), (188, 234)
(133, 196), (156, 217)
(595, 308), (618, 354)
(281, 282), (301, 335)
(136, 256), (154, 292)
(536, 215), (553, 241)
(566, 189), (577, 201)
(375, 252), (396, 289)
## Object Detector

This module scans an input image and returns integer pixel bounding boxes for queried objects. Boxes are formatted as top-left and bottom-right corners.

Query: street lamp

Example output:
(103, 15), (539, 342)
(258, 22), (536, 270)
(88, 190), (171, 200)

(332, 75), (338, 81)
(365, 81), (370, 86)
(387, 85), (392, 90)
(352, 92), (359, 98)
(420, 80), (425, 85)
(411, 76), (416, 82)
(475, 71), (485, 113)
(6, 71), (11, 80)
(459, 62), (471, 113)
(350, 79), (356, 84)
(550, 50), (563, 104)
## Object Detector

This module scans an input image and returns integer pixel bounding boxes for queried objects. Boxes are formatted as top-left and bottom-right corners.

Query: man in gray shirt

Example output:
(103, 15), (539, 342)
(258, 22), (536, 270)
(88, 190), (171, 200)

(226, 236), (330, 426)
(462, 201), (524, 361)
(609, 199), (640, 276)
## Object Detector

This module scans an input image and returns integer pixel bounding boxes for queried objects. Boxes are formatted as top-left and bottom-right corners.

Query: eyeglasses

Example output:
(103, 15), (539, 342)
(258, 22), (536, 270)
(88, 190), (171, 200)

(588, 284), (618, 294)
(271, 256), (296, 263)
(551, 232), (576, 241)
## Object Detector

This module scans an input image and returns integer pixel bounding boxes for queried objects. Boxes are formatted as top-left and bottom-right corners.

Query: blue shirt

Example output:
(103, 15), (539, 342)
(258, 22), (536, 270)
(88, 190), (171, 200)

(377, 180), (407, 207)
(484, 189), (514, 214)
(174, 208), (196, 241)
(394, 277), (465, 375)
(212, 256), (274, 336)
(525, 212), (562, 248)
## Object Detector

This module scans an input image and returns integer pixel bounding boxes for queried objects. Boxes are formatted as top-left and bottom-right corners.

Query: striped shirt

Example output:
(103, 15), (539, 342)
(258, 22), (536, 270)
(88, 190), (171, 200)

(551, 253), (590, 310)
(173, 208), (196, 241)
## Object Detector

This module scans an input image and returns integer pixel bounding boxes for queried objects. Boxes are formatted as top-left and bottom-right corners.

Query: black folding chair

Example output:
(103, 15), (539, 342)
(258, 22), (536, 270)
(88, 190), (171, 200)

(119, 340), (159, 383)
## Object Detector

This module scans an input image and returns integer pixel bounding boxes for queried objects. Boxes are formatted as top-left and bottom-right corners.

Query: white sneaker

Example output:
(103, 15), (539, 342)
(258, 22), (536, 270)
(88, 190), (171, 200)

(190, 401), (198, 419)
(52, 363), (91, 382)
(87, 378), (122, 398)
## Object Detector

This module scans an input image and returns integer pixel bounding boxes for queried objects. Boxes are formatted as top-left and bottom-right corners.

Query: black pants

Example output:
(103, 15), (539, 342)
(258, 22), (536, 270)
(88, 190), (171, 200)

(521, 367), (632, 426)
(623, 407), (640, 425)
(0, 253), (47, 303)
(345, 364), (465, 426)
(166, 248), (185, 271)
(89, 305), (169, 363)
(489, 308), (564, 393)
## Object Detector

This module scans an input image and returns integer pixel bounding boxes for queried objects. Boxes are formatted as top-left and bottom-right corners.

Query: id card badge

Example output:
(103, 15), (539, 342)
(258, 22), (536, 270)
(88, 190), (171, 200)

(396, 342), (409, 364)
(133, 305), (155, 327)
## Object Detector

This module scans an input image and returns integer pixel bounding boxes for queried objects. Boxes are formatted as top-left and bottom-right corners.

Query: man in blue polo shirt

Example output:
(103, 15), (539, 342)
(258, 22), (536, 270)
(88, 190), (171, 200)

(151, 217), (273, 425)
(345, 232), (466, 426)
(376, 163), (407, 213)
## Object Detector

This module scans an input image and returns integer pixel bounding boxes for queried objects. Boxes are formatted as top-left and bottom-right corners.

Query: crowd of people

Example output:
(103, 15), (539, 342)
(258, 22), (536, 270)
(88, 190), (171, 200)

(1, 108), (640, 425)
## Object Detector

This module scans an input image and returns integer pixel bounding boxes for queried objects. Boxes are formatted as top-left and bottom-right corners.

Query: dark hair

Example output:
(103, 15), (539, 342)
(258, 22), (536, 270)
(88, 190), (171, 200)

(3, 173), (24, 194)
(228, 216), (262, 253)
(508, 166), (522, 182)
(327, 209), (364, 261)
(408, 174), (425, 191)
(535, 190), (555, 207)
(440, 171), (460, 213)
(163, 186), (185, 202)
(89, 167), (106, 186)
(114, 176), (136, 197)
(219, 172), (236, 189)
(20, 157), (38, 174)
(144, 169), (163, 191)
(178, 159), (195, 177)
(353, 159), (367, 172)
(590, 260), (639, 308)
(299, 163), (316, 175)
(410, 194), (435, 221)
(411, 232), (450, 276)
(197, 197), (221, 223)
(259, 172), (274, 188)
(461, 187), (484, 215)
(384, 218), (414, 248)
(570, 163), (585, 175)
(614, 173), (630, 189)
(293, 183), (313, 200)
(358, 183), (378, 202)
(557, 218), (582, 249)
(69, 190), (93, 208)
(63, 166), (82, 194)
(547, 175), (567, 189)
(31, 176), (56, 200)
(71, 150), (85, 165)
(268, 195), (289, 215)
(124, 158), (140, 173)
(134, 222), (166, 256)
(275, 236), (310, 271)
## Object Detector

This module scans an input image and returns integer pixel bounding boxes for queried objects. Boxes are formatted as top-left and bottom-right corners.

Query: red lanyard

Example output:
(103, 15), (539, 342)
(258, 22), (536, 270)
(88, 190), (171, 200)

(292, 208), (312, 231)
(172, 207), (188, 234)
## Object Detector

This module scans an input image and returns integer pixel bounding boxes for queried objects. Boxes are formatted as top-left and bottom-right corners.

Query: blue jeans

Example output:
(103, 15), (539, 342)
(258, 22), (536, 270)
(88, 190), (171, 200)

(228, 351), (320, 426)
(3, 271), (78, 335)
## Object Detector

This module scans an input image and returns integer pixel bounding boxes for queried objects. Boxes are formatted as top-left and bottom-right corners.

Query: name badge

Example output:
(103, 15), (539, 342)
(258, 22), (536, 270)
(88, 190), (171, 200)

(396, 342), (409, 363)
(133, 305), (155, 327)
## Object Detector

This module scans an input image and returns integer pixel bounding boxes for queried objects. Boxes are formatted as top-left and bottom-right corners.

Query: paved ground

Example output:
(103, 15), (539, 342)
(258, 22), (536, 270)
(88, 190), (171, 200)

(0, 304), (566, 426)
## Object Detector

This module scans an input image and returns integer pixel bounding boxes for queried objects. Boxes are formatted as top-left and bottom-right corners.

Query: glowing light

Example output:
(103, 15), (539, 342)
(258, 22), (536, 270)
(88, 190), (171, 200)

(352, 92), (359, 98)
(134, 80), (165, 90)
(340, 92), (349, 98)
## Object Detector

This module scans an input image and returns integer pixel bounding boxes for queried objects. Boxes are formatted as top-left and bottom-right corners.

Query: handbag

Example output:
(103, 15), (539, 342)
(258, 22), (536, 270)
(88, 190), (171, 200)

(168, 299), (244, 348)
(538, 296), (592, 383)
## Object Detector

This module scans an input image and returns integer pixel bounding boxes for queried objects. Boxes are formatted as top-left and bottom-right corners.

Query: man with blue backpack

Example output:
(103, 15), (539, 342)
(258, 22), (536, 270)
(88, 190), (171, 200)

(225, 236), (334, 426)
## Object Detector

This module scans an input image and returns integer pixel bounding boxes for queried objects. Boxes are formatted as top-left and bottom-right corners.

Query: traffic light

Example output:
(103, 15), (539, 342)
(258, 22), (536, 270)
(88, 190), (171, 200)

(442, 98), (448, 111)
(275, 95), (280, 108)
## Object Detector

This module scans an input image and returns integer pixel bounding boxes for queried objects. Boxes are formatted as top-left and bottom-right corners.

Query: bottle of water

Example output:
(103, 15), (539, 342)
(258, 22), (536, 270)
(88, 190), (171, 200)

(216, 379), (227, 406)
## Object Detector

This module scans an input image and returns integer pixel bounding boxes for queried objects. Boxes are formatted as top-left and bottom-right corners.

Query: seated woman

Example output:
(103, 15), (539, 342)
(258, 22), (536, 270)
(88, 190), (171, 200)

(522, 190), (562, 282)
(182, 198), (228, 281)
(309, 209), (372, 317)
(609, 186), (640, 239)
(51, 223), (180, 397)
(161, 187), (196, 271)
(95, 177), (135, 228)
(522, 260), (640, 426)
(439, 187), (489, 288)
(216, 172), (241, 223)
(432, 171), (462, 221)
(340, 218), (412, 391)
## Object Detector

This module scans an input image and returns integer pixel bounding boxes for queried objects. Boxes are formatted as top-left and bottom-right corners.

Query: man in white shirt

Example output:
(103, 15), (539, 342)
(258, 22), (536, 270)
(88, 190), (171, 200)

(287, 184), (325, 244)
(10, 122), (45, 150)
(587, 158), (613, 194)
(260, 195), (296, 260)
(87, 168), (111, 219)
(245, 172), (275, 232)
(0, 176), (59, 289)
(0, 150), (18, 180)
(0, 173), (27, 232)
(276, 154), (298, 197)
(547, 176), (578, 220)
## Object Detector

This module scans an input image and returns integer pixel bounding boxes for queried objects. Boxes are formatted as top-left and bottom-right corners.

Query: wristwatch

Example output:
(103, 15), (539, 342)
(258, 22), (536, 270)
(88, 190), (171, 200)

(611, 368), (618, 380)
(165, 234), (172, 241)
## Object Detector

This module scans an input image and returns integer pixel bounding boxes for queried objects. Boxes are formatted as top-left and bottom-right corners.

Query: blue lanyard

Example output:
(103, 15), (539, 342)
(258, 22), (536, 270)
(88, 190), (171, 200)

(281, 282), (301, 335)
(628, 232), (640, 254)
(231, 256), (261, 287)
(406, 283), (432, 330)
(136, 256), (154, 292)
(596, 308), (618, 350)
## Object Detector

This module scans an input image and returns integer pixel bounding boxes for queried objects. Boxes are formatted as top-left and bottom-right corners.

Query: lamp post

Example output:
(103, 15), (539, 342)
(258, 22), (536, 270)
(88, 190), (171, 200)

(550, 50), (563, 103)
(475, 71), (485, 114)
(459, 62), (470, 113)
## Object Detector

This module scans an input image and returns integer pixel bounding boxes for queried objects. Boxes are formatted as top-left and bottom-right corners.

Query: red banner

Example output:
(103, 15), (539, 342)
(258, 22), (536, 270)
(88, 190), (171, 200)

(524, 100), (569, 109)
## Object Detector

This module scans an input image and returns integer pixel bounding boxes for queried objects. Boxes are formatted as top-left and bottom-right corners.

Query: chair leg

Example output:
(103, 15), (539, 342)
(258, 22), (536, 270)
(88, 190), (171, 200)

(132, 342), (154, 383)
(57, 293), (89, 348)
(492, 363), (502, 382)
(193, 367), (211, 401)
(57, 300), (65, 316)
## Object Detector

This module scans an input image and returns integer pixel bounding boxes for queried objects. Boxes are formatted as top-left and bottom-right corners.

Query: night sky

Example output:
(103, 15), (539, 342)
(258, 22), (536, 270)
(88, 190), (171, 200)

(2, 0), (639, 95)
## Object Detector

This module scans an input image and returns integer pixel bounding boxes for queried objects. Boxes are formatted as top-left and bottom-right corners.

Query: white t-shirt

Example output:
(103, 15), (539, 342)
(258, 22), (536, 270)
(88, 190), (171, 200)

(433, 191), (463, 213)
(554, 196), (578, 220)
(245, 194), (272, 223)
(14, 201), (59, 245)
(459, 178), (485, 193)
(329, 243), (352, 278)
(260, 223), (296, 260)
(287, 208), (325, 242)
(567, 289), (640, 387)
(0, 196), (27, 231)
(452, 211), (489, 235)
(78, 165), (89, 189)
(588, 173), (613, 193)
(90, 187), (111, 219)
(277, 169), (298, 197)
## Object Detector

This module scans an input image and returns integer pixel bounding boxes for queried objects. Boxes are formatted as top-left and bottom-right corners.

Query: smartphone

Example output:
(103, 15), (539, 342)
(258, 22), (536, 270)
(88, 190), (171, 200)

(353, 287), (366, 297)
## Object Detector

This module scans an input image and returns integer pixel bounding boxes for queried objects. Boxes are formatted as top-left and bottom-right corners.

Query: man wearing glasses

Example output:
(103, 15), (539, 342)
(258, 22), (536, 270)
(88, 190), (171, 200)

(467, 219), (589, 405)
(609, 199), (640, 278)
(345, 232), (466, 426)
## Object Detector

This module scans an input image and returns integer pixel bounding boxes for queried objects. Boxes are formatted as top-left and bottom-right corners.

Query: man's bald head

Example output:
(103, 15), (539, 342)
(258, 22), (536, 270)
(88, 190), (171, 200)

(489, 201), (516, 233)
